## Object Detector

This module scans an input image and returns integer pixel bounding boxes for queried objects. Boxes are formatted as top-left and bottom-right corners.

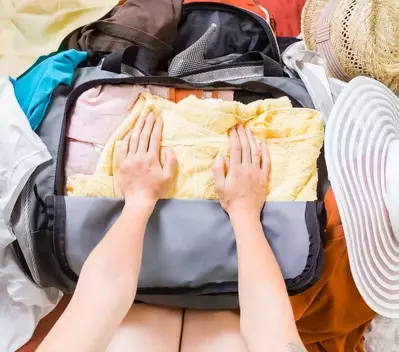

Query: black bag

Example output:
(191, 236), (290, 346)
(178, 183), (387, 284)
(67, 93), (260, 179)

(100, 1), (284, 79)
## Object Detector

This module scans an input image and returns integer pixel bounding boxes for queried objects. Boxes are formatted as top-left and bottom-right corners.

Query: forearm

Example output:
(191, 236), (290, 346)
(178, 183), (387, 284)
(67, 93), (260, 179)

(38, 203), (153, 352)
(231, 214), (304, 352)
(78, 203), (152, 300)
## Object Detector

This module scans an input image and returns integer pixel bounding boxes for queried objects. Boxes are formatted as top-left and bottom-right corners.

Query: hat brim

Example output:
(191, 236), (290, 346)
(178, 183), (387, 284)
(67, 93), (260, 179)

(301, 0), (328, 50)
(325, 77), (399, 317)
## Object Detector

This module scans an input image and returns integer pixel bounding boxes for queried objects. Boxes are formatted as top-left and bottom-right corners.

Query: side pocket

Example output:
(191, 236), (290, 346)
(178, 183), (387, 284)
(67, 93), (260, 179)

(286, 201), (326, 295)
(46, 196), (79, 283)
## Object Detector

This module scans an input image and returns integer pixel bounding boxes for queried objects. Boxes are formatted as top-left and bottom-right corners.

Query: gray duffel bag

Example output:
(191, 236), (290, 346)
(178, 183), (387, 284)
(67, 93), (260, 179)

(11, 66), (327, 309)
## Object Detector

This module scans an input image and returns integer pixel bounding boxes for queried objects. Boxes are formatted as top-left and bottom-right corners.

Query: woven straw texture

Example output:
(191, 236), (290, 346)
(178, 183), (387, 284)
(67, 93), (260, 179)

(302, 0), (399, 91)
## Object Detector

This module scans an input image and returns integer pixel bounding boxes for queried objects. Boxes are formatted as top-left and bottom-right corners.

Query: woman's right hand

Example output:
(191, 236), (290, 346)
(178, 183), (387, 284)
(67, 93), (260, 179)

(118, 112), (177, 211)
(212, 125), (270, 220)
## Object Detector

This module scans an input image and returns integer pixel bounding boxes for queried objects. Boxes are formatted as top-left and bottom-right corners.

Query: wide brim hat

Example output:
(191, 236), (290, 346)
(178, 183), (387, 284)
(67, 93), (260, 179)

(325, 76), (399, 317)
(301, 0), (399, 91)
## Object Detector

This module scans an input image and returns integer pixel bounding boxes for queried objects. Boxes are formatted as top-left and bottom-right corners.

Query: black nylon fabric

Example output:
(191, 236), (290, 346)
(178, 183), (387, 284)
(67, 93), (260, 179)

(174, 5), (278, 62)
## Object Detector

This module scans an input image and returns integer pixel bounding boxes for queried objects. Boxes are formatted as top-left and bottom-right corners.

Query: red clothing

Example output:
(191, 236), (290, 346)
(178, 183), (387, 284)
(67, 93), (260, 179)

(258, 0), (305, 37)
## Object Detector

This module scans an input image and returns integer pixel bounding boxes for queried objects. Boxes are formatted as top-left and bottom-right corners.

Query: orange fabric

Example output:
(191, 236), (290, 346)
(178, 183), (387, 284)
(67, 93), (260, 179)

(183, 0), (268, 21)
(211, 91), (220, 99)
(19, 189), (376, 352)
(257, 0), (305, 37)
(290, 188), (376, 351)
(170, 89), (227, 102)
(18, 295), (72, 352)
(174, 89), (205, 102)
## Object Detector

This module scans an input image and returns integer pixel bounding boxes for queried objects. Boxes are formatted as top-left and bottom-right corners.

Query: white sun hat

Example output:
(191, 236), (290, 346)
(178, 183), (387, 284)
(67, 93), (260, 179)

(325, 76), (399, 318)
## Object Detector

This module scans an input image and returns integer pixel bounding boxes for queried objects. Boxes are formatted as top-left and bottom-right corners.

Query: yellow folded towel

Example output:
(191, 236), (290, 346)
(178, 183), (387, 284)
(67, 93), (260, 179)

(67, 93), (324, 201)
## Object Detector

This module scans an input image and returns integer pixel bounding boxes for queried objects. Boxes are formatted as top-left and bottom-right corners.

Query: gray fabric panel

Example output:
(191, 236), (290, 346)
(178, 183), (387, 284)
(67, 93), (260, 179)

(64, 198), (309, 285)
(135, 295), (239, 310)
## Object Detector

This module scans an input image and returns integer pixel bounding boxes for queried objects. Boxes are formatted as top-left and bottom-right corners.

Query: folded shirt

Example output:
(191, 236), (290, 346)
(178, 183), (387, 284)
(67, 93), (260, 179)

(13, 50), (88, 130)
(67, 93), (324, 201)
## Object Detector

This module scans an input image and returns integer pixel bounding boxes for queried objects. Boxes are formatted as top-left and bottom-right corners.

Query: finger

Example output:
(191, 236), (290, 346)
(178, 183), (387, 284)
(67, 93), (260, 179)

(261, 141), (271, 178)
(120, 130), (133, 161)
(212, 153), (226, 191)
(237, 124), (251, 165)
(229, 127), (241, 165)
(129, 114), (146, 154)
(149, 118), (163, 158)
(137, 112), (156, 153)
(246, 127), (260, 166)
(163, 146), (177, 182)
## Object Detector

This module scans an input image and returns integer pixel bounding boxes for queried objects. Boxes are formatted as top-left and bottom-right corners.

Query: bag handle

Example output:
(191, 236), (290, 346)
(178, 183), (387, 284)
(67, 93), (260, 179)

(101, 45), (159, 76)
(232, 51), (283, 77)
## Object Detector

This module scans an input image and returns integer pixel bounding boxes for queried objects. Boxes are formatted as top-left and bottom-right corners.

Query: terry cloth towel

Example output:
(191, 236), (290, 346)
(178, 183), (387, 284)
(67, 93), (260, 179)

(67, 93), (324, 201)
(13, 50), (88, 130)
(68, 0), (182, 61)
(64, 84), (234, 178)
(0, 0), (118, 78)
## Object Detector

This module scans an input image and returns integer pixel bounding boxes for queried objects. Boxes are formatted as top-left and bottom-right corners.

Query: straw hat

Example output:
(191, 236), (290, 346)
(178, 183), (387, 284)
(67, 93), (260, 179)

(301, 0), (399, 91)
(325, 76), (399, 317)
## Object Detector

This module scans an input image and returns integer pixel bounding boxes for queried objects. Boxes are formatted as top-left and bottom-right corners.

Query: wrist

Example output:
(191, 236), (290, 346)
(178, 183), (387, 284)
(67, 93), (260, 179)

(228, 206), (261, 222)
(229, 209), (262, 229)
(123, 198), (156, 219)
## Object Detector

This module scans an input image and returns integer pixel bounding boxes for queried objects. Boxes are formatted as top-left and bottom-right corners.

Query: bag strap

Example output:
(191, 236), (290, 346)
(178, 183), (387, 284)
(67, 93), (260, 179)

(101, 45), (159, 76)
(282, 42), (334, 124)
(232, 51), (283, 77)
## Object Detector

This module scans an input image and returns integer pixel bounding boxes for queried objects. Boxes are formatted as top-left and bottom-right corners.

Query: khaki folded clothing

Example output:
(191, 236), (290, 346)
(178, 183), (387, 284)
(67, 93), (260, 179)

(67, 93), (324, 201)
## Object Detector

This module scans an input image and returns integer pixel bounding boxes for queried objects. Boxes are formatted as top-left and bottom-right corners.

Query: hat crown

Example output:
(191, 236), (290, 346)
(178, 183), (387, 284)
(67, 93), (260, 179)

(302, 0), (399, 90)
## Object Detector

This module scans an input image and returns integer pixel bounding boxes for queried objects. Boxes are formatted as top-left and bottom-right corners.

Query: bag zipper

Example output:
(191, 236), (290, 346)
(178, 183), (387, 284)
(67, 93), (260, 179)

(55, 76), (302, 195)
(182, 2), (280, 63)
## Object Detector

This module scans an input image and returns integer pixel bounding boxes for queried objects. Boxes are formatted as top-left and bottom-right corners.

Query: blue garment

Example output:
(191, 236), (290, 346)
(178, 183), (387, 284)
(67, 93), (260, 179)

(13, 50), (88, 130)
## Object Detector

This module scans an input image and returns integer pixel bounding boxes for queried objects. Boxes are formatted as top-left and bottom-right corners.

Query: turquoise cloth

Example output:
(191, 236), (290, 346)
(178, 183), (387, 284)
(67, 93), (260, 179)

(13, 50), (88, 130)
